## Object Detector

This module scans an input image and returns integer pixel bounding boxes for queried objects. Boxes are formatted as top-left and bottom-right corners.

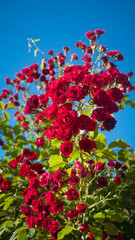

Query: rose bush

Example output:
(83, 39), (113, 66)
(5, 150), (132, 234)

(0, 29), (135, 240)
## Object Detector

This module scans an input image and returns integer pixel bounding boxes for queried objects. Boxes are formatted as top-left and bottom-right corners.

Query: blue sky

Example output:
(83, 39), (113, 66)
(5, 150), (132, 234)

(0, 0), (135, 148)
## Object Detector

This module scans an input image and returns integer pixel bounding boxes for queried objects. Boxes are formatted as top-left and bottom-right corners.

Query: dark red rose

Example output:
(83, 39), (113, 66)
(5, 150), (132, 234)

(20, 205), (32, 216)
(29, 178), (39, 189)
(44, 126), (56, 139)
(78, 115), (97, 131)
(36, 137), (45, 148)
(115, 161), (122, 169)
(0, 179), (10, 191)
(114, 176), (121, 185)
(91, 108), (109, 121)
(28, 95), (39, 108)
(67, 85), (83, 101)
(79, 138), (96, 153)
(98, 177), (108, 188)
(107, 160), (115, 168)
(102, 230), (108, 240)
(38, 94), (49, 107)
(52, 89), (67, 105)
(107, 87), (124, 103)
(116, 232), (123, 240)
(32, 198), (43, 212)
(45, 191), (56, 203)
(74, 161), (83, 169)
(48, 219), (60, 233)
(121, 164), (128, 170)
(89, 233), (95, 240)
(27, 151), (38, 161)
(19, 163), (30, 177)
(95, 162), (105, 172)
(82, 55), (91, 62)
(23, 149), (31, 157)
(39, 172), (51, 187)
(31, 163), (43, 173)
(44, 104), (58, 121)
(0, 174), (3, 184)
(8, 159), (18, 169)
(65, 188), (79, 201)
(56, 127), (73, 142)
(95, 29), (105, 37)
(66, 210), (78, 218)
(77, 204), (87, 213)
(26, 216), (36, 228)
(80, 223), (89, 232)
(49, 200), (64, 214)
(60, 141), (73, 158)
(101, 116), (117, 131)
(67, 169), (79, 186)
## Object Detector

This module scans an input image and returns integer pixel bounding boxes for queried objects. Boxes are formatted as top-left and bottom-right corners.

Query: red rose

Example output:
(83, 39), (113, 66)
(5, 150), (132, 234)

(0, 179), (10, 191)
(116, 232), (123, 240)
(44, 126), (56, 139)
(78, 115), (97, 131)
(107, 88), (124, 103)
(44, 104), (58, 121)
(0, 174), (3, 184)
(29, 178), (39, 189)
(45, 191), (56, 203)
(79, 138), (96, 153)
(8, 159), (18, 169)
(60, 141), (73, 158)
(20, 205), (32, 216)
(82, 55), (91, 62)
(32, 198), (43, 212)
(91, 108), (109, 121)
(89, 233), (95, 240)
(95, 162), (105, 172)
(36, 137), (45, 148)
(39, 172), (51, 187)
(49, 200), (64, 214)
(67, 85), (83, 101)
(67, 169), (79, 186)
(101, 116), (117, 131)
(114, 176), (121, 185)
(56, 127), (73, 141)
(19, 163), (30, 177)
(77, 204), (87, 213)
(26, 216), (36, 228)
(98, 177), (108, 188)
(52, 89), (67, 105)
(48, 219), (60, 233)
(80, 223), (89, 232)
(66, 210), (78, 218)
(23, 149), (31, 157)
(38, 94), (49, 107)
(27, 151), (38, 161)
(65, 188), (79, 201)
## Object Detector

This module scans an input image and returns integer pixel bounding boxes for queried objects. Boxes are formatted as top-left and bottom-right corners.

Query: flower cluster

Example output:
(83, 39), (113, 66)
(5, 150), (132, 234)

(0, 29), (134, 240)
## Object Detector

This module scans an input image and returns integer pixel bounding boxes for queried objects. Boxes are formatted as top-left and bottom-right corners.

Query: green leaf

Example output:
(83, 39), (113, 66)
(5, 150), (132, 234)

(33, 39), (40, 42)
(93, 212), (105, 223)
(51, 139), (62, 148)
(17, 229), (27, 240)
(14, 125), (21, 135)
(3, 111), (10, 122)
(82, 109), (91, 116)
(6, 103), (16, 109)
(57, 226), (73, 240)
(118, 149), (130, 161)
(0, 101), (5, 110)
(34, 49), (38, 57)
(89, 226), (103, 240)
(27, 228), (35, 238)
(102, 147), (118, 161)
(90, 127), (98, 139)
(109, 139), (130, 149)
(49, 155), (63, 167)
(0, 220), (13, 230)
(3, 197), (14, 210)
(118, 102), (125, 110)
(121, 95), (129, 101)
(125, 100), (135, 108)
(103, 222), (118, 236)
(95, 133), (106, 150)
(68, 147), (79, 162)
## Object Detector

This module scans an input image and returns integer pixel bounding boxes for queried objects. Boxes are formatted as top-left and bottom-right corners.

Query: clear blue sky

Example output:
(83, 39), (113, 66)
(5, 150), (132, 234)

(0, 0), (135, 148)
